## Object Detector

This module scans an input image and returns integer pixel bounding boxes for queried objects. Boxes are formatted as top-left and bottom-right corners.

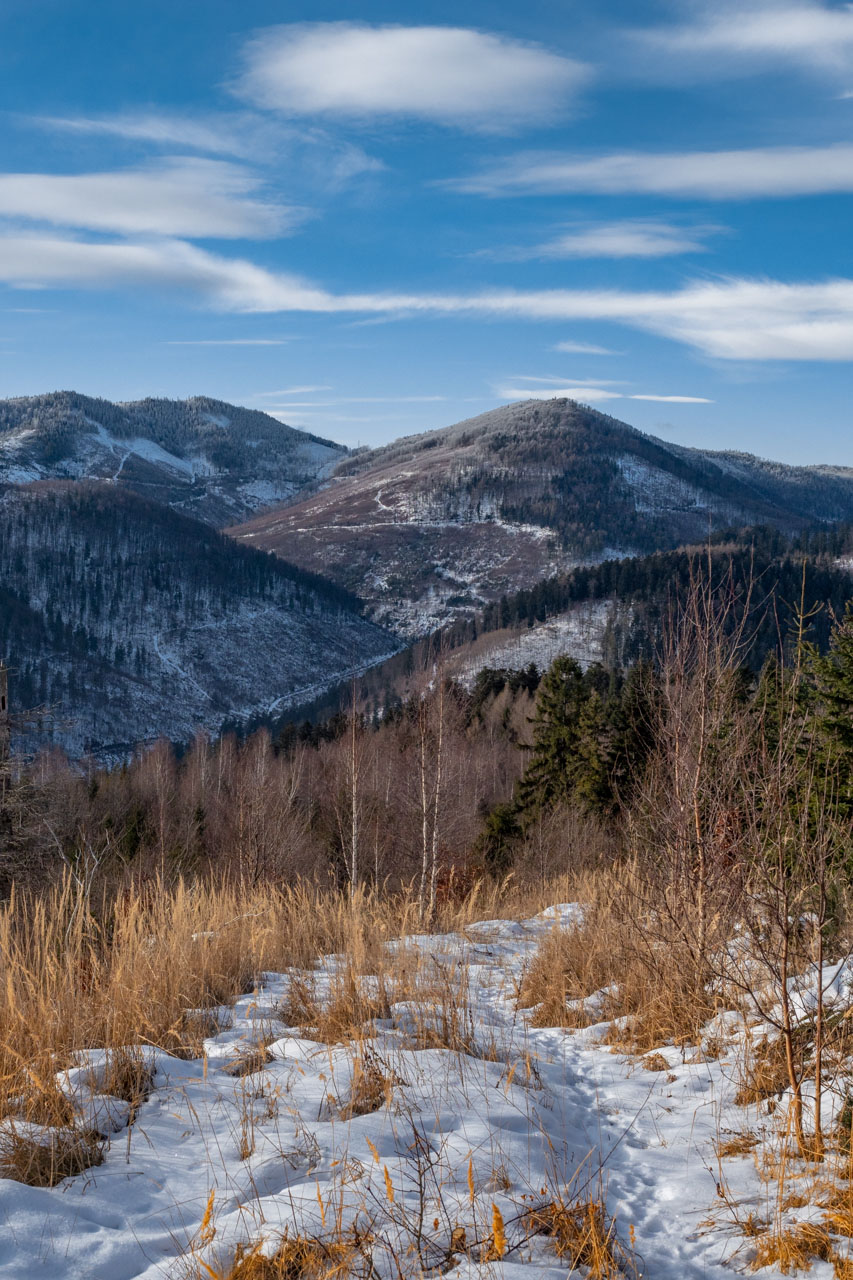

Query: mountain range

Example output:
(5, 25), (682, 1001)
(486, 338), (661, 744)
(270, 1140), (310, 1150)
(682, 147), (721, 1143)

(230, 398), (853, 634)
(2, 390), (853, 756)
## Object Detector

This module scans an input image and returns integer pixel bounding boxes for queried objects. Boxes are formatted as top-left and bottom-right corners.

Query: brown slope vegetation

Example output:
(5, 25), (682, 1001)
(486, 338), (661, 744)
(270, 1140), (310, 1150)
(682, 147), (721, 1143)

(229, 398), (853, 637)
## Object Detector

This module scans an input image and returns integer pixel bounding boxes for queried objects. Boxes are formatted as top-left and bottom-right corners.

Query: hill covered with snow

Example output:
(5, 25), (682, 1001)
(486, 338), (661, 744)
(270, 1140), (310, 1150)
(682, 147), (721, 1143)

(0, 392), (345, 526)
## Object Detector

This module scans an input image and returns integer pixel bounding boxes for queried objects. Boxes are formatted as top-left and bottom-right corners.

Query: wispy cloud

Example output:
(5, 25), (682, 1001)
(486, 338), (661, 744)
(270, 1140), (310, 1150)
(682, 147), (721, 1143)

(552, 339), (617, 355)
(629, 394), (714, 403)
(496, 385), (712, 403)
(638, 1), (853, 79)
(448, 144), (853, 199)
(165, 338), (291, 346)
(29, 111), (266, 159)
(233, 23), (589, 131)
(3, 231), (853, 361)
(252, 385), (334, 395)
(0, 158), (301, 238)
(509, 374), (625, 385)
(255, 395), (447, 407)
(505, 220), (723, 260)
(28, 112), (385, 188)
(496, 384), (622, 402)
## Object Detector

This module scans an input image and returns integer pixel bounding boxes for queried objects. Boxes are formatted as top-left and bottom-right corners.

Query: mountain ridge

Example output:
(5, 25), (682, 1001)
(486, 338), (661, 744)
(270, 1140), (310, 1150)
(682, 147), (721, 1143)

(231, 398), (853, 635)
(0, 391), (346, 526)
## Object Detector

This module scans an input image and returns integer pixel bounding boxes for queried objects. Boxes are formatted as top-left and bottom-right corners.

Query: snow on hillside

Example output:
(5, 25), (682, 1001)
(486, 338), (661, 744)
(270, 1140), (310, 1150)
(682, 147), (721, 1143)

(0, 905), (839, 1280)
(0, 484), (396, 759)
(615, 455), (746, 521)
(0, 392), (347, 526)
(449, 602), (615, 685)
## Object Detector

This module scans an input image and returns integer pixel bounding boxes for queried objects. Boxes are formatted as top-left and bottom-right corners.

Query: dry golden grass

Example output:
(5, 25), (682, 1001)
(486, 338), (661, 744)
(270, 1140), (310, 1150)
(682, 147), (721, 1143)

(0, 1120), (103, 1186)
(280, 969), (389, 1044)
(224, 1046), (274, 1079)
(335, 1047), (393, 1119)
(820, 1183), (853, 1241)
(406, 1000), (501, 1060)
(524, 1194), (634, 1279)
(392, 957), (502, 1060)
(783, 1193), (813, 1211)
(0, 1074), (76, 1128)
(519, 922), (605, 1029)
(826, 1206), (853, 1238)
(716, 1132), (760, 1159)
(749, 1222), (834, 1272)
(734, 1033), (808, 1108)
(519, 866), (716, 1053)
(201, 1234), (357, 1280)
(96, 1046), (155, 1108)
(0, 871), (558, 1148)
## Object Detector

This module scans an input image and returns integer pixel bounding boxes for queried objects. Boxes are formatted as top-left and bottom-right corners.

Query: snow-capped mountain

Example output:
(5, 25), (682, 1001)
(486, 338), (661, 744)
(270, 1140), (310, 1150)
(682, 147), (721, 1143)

(0, 482), (395, 759)
(0, 392), (345, 526)
(231, 398), (853, 635)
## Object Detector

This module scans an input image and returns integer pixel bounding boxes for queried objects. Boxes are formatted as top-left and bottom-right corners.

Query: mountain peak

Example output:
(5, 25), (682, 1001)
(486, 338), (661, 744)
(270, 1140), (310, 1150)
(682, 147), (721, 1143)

(232, 398), (853, 636)
(0, 391), (346, 526)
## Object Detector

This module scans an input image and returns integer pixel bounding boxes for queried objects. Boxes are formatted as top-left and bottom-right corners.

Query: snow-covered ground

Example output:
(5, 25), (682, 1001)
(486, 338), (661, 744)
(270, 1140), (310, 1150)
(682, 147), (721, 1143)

(451, 603), (616, 685)
(0, 907), (845, 1279)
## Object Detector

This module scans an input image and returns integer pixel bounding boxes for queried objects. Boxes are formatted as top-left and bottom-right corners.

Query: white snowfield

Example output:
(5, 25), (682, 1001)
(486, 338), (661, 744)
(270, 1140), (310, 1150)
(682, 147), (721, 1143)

(0, 906), (845, 1279)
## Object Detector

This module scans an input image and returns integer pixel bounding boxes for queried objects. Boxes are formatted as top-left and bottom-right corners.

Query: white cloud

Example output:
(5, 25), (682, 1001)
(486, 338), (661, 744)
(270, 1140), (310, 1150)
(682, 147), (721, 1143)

(510, 374), (625, 385)
(165, 338), (290, 346)
(496, 385), (623, 402)
(553, 339), (617, 355)
(31, 112), (263, 159)
(449, 144), (853, 199)
(0, 158), (300, 238)
(526, 220), (721, 259)
(629, 394), (714, 403)
(29, 112), (385, 187)
(496, 385), (713, 403)
(265, 395), (448, 406)
(3, 231), (853, 361)
(253, 385), (334, 394)
(640, 2), (853, 78)
(234, 23), (589, 131)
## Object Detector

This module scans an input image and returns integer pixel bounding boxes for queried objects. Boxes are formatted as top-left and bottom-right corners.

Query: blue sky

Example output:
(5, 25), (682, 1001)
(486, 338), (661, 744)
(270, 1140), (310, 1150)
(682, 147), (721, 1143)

(1, 0), (852, 462)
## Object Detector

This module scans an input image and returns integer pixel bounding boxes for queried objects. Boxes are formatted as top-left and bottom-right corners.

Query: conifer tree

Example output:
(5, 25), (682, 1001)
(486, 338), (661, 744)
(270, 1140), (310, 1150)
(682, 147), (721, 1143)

(517, 656), (590, 813)
(812, 605), (853, 813)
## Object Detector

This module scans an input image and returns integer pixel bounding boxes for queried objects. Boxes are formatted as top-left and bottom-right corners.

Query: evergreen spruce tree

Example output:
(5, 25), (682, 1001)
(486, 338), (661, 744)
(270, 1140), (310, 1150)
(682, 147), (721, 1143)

(812, 606), (853, 814)
(517, 656), (590, 813)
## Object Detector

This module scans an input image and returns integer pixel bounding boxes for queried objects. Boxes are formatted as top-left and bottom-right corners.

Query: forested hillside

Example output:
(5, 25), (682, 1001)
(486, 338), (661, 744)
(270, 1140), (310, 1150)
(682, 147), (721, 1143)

(0, 482), (394, 758)
(233, 398), (853, 633)
(263, 523), (853, 731)
(0, 391), (345, 525)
